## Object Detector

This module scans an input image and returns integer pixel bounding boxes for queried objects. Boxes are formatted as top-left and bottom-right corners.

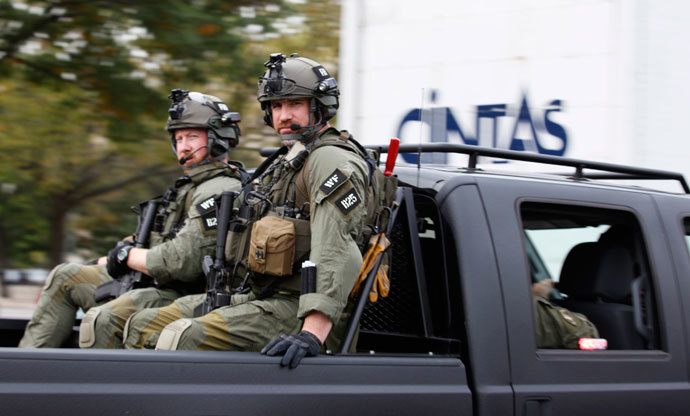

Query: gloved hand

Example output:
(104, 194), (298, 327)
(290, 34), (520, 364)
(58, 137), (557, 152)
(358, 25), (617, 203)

(106, 241), (134, 278)
(261, 330), (322, 369)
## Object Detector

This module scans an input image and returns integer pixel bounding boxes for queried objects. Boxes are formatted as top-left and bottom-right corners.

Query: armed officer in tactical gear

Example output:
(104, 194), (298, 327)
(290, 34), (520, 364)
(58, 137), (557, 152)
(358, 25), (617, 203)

(19, 90), (244, 348)
(123, 54), (371, 368)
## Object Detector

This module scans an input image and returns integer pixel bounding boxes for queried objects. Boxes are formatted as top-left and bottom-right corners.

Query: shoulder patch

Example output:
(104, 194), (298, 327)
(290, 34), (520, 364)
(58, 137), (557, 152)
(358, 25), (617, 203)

(196, 196), (219, 232)
(335, 187), (362, 215)
(319, 169), (348, 196)
(201, 212), (218, 231)
(196, 196), (216, 215)
(558, 308), (579, 326)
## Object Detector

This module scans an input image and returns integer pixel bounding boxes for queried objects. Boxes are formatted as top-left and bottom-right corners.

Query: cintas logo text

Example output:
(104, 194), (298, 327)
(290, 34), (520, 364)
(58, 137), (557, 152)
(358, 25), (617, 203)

(396, 91), (567, 164)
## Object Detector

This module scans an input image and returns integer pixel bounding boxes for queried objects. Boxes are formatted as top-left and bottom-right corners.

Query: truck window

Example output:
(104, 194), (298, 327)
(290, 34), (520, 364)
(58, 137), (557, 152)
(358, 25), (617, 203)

(355, 189), (462, 356)
(526, 225), (609, 282)
(521, 202), (660, 351)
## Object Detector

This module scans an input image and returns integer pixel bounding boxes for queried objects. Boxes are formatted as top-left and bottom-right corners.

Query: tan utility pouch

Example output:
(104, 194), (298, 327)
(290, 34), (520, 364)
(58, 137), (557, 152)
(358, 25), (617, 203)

(248, 215), (296, 276)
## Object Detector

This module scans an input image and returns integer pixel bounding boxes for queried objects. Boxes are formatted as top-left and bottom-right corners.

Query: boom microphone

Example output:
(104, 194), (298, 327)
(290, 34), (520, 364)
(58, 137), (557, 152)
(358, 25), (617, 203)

(178, 145), (208, 165)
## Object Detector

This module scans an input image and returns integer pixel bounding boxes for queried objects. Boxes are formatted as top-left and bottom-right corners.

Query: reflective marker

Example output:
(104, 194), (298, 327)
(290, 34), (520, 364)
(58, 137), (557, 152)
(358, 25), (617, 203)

(579, 338), (608, 350)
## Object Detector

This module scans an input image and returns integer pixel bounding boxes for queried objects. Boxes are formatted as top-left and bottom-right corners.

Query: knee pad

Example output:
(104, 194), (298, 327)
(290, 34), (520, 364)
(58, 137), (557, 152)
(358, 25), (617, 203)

(155, 319), (193, 350)
(79, 307), (102, 348)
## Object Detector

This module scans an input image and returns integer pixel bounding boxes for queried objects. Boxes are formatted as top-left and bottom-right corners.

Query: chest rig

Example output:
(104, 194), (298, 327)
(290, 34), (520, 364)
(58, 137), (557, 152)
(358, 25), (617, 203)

(144, 176), (191, 247)
(224, 129), (378, 297)
(147, 164), (240, 248)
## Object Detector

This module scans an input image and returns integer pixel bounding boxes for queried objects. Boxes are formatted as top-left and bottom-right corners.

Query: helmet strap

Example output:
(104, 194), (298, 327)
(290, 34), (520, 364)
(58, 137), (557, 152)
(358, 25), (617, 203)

(299, 104), (326, 144)
(169, 132), (178, 155)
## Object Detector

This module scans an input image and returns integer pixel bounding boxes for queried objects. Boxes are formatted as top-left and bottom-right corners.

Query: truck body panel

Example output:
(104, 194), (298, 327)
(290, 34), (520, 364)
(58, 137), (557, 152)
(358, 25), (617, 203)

(0, 349), (471, 416)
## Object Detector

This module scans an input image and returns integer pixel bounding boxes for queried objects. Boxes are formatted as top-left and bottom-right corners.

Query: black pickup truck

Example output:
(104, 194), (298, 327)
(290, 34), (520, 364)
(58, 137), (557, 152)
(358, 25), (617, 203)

(2, 144), (690, 415)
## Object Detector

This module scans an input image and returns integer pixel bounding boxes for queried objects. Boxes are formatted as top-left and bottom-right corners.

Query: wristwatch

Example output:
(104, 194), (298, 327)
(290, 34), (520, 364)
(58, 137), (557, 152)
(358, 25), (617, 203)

(117, 244), (133, 263)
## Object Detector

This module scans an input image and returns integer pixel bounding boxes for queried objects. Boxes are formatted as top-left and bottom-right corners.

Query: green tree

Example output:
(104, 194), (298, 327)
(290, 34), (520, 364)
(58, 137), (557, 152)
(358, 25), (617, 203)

(0, 1), (292, 267)
(0, 0), (289, 138)
(0, 0), (342, 269)
(0, 79), (174, 267)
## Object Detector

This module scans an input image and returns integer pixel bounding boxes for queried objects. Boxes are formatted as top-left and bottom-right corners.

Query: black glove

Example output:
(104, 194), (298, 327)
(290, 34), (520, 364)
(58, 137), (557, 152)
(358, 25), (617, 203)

(106, 241), (134, 278)
(261, 330), (322, 369)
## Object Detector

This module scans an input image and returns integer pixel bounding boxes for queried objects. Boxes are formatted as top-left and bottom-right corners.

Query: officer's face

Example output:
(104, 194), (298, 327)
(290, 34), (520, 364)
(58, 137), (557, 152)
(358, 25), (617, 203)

(174, 128), (209, 168)
(270, 98), (310, 135)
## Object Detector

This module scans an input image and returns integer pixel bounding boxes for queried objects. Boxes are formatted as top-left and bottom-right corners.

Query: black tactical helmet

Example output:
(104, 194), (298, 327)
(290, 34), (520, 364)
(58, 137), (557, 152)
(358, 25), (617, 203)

(257, 53), (339, 129)
(166, 89), (240, 165)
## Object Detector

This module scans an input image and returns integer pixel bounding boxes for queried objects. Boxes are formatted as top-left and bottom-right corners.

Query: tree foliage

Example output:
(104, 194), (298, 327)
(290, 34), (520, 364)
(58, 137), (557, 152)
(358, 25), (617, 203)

(0, 0), (341, 268)
(0, 78), (175, 266)
(0, 0), (290, 140)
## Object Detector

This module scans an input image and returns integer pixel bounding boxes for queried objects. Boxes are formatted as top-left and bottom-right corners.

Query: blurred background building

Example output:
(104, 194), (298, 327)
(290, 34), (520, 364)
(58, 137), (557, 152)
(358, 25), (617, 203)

(339, 0), (690, 190)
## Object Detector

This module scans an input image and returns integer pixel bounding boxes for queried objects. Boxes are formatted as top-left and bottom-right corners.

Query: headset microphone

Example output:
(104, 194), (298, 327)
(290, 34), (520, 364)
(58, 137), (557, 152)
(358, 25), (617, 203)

(178, 145), (208, 165)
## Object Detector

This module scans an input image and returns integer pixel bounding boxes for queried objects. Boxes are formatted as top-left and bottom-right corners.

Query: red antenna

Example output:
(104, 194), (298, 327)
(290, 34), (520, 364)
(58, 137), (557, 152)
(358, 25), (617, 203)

(384, 138), (400, 176)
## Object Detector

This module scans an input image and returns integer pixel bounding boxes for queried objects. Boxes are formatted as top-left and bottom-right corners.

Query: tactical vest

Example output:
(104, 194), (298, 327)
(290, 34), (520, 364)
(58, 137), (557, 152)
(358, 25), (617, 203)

(225, 128), (397, 297)
(148, 163), (241, 248)
(141, 163), (242, 294)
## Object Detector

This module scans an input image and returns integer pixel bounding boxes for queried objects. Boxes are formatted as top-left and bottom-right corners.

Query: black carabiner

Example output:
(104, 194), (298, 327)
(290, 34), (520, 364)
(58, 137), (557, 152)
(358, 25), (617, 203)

(373, 206), (392, 234)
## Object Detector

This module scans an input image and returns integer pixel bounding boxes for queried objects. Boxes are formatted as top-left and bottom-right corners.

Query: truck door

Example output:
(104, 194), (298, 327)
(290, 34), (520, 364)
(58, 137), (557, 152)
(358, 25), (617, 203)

(479, 178), (690, 416)
(437, 179), (515, 416)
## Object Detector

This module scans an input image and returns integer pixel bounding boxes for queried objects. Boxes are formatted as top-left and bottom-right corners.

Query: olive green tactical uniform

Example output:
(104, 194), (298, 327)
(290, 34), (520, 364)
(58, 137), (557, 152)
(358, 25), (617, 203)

(533, 295), (599, 349)
(78, 163), (242, 349)
(18, 163), (239, 348)
(125, 128), (369, 351)
(18, 263), (111, 347)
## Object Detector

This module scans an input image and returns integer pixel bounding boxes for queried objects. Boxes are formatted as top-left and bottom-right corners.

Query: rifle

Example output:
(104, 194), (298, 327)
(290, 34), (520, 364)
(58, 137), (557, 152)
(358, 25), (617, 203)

(94, 199), (160, 302)
(197, 191), (236, 316)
